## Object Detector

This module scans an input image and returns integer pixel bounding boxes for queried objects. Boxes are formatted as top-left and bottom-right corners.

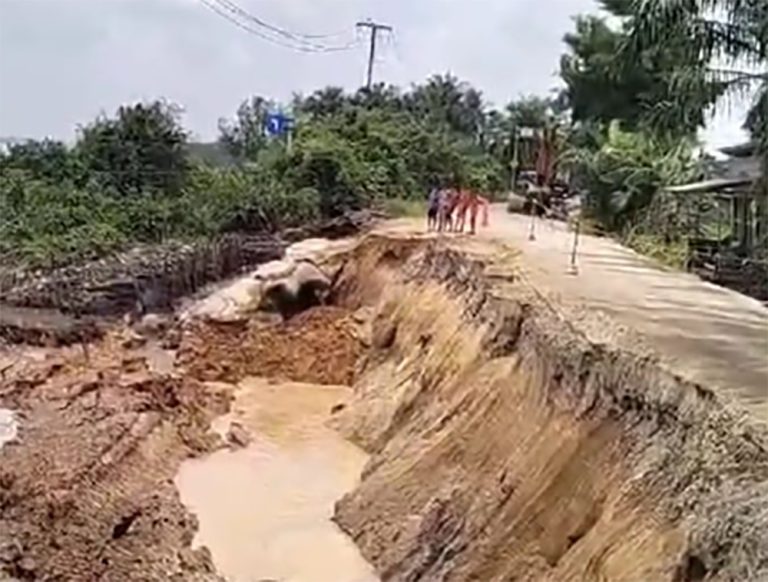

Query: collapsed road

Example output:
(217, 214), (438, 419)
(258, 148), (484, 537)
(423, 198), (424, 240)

(1, 213), (767, 582)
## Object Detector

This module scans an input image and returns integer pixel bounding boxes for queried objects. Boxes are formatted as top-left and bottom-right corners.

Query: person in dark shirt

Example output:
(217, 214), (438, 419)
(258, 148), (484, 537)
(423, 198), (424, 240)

(426, 187), (440, 231)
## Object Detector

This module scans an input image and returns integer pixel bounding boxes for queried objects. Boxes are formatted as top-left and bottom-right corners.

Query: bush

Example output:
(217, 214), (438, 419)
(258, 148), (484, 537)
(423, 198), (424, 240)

(1, 83), (510, 269)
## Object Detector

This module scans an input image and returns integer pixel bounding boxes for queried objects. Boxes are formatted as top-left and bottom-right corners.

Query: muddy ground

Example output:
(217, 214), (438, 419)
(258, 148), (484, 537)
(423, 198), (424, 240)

(1, 231), (767, 582)
(0, 302), (365, 580)
(179, 306), (363, 386)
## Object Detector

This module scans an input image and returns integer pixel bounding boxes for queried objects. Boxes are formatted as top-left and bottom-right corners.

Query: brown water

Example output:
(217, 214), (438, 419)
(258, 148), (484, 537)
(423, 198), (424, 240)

(175, 377), (378, 582)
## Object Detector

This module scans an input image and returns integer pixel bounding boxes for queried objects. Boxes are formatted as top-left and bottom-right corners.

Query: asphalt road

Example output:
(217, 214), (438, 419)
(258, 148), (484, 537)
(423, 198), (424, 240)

(492, 207), (768, 421)
(384, 205), (768, 423)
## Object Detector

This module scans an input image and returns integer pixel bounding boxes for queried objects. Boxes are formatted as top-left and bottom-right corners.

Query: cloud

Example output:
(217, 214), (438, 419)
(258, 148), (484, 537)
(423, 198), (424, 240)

(0, 0), (748, 147)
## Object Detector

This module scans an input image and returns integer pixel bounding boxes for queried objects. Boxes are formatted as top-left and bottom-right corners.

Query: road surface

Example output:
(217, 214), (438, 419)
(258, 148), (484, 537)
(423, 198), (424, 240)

(385, 205), (768, 423)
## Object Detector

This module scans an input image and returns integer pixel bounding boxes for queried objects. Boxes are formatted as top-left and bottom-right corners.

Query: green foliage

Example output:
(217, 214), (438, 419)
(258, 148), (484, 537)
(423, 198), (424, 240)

(626, 0), (767, 147)
(0, 172), (126, 266)
(745, 84), (767, 145)
(76, 101), (190, 196)
(284, 126), (369, 216)
(558, 0), (765, 257)
(506, 96), (561, 129)
(289, 83), (504, 201)
(0, 139), (83, 184)
(624, 232), (689, 269)
(218, 96), (274, 161)
(560, 6), (722, 137)
(1, 77), (508, 269)
(563, 122), (698, 231)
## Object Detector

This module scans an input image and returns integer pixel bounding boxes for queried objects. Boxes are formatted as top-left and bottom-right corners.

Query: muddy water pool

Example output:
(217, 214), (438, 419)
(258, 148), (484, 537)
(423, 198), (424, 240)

(175, 377), (378, 582)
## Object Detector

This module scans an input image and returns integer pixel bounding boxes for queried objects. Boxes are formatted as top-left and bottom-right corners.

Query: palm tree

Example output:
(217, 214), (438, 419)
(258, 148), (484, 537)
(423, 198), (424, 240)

(629, 0), (766, 149)
(630, 0), (767, 250)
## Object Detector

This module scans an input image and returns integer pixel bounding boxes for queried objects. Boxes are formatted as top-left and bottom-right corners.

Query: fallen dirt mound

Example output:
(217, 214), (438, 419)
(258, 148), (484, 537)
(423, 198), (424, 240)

(330, 234), (768, 582)
(179, 306), (363, 386)
(0, 335), (228, 581)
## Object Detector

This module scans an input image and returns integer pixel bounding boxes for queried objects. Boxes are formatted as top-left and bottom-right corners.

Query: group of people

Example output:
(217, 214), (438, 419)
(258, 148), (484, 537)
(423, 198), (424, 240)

(426, 186), (489, 235)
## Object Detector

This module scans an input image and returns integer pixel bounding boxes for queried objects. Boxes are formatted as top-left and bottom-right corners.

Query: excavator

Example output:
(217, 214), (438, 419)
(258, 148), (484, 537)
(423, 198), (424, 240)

(508, 125), (571, 219)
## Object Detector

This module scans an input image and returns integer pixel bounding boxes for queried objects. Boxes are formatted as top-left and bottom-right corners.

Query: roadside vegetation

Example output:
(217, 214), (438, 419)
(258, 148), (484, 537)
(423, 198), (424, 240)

(1, 0), (764, 271)
(0, 79), (508, 268)
(560, 0), (766, 266)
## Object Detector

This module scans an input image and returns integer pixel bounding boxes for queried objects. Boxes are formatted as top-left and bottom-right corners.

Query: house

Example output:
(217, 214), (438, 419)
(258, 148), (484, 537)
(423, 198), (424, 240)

(666, 142), (766, 300)
(667, 141), (763, 252)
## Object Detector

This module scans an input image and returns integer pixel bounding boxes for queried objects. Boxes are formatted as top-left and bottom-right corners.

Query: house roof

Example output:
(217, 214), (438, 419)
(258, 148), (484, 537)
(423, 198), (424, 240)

(719, 141), (758, 158)
(667, 177), (755, 195)
(708, 155), (762, 182)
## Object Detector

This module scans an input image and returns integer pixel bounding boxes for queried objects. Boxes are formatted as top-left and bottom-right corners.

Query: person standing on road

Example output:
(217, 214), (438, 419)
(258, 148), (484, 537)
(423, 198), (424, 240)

(438, 187), (456, 233)
(426, 186), (440, 232)
(465, 191), (490, 234)
(454, 190), (490, 235)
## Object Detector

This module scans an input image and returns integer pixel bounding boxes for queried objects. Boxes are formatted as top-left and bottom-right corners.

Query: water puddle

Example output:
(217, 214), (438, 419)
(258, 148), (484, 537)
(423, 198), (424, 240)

(175, 377), (378, 582)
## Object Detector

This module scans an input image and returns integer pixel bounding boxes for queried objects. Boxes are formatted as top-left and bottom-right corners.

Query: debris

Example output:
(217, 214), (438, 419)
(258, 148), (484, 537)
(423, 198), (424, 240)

(226, 422), (252, 449)
(0, 409), (18, 450)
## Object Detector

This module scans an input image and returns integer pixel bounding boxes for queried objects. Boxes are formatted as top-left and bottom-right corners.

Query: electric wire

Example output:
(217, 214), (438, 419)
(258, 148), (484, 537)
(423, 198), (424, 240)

(198, 0), (358, 53)
(214, 0), (351, 42)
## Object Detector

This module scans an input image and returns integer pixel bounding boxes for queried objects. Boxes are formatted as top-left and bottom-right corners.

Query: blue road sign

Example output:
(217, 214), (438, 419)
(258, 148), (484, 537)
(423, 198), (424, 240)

(265, 113), (294, 137)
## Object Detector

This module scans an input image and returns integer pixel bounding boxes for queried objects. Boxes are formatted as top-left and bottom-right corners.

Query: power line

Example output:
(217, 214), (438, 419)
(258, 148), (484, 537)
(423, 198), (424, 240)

(387, 30), (405, 66)
(356, 20), (393, 89)
(198, 0), (358, 53)
(214, 0), (351, 43)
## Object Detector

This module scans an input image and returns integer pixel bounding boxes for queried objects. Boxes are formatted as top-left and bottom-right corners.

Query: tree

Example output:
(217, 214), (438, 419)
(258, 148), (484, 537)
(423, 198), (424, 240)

(745, 84), (767, 142)
(296, 86), (347, 119)
(77, 101), (189, 196)
(405, 74), (486, 140)
(0, 139), (81, 184)
(627, 0), (767, 148)
(218, 96), (273, 161)
(506, 95), (560, 129)
(560, 1), (723, 136)
(350, 84), (404, 111)
(563, 121), (698, 230)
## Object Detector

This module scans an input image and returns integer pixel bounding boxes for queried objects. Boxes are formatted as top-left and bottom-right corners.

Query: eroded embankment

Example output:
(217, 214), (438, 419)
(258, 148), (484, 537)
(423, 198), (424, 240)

(1, 232), (766, 582)
(330, 234), (768, 582)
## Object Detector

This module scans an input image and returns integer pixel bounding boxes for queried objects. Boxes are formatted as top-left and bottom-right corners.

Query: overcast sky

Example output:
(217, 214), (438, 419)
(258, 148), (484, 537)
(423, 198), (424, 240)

(0, 0), (749, 149)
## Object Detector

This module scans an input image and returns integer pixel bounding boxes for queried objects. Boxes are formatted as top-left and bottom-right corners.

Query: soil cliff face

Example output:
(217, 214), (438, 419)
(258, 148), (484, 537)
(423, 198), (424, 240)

(332, 235), (768, 582)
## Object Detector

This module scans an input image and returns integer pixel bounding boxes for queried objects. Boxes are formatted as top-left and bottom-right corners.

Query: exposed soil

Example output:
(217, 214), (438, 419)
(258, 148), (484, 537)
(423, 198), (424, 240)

(178, 306), (363, 386)
(0, 298), (364, 580)
(1, 229), (766, 582)
(331, 234), (768, 582)
(0, 333), (231, 581)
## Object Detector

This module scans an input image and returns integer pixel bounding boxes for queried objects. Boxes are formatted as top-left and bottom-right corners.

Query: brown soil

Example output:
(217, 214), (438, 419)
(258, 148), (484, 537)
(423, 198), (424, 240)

(0, 303), (364, 581)
(178, 306), (363, 386)
(0, 330), (230, 581)
(2, 230), (766, 582)
(330, 234), (768, 582)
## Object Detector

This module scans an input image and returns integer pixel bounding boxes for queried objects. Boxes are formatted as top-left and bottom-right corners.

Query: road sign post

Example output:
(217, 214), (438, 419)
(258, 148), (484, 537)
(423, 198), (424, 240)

(265, 112), (295, 152)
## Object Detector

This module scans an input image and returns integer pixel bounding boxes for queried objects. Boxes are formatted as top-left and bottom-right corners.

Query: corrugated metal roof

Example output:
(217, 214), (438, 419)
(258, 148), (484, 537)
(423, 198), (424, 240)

(666, 177), (754, 194)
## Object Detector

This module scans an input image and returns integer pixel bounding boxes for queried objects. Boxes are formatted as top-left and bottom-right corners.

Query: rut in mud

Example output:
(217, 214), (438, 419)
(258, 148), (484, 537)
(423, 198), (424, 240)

(1, 232), (767, 581)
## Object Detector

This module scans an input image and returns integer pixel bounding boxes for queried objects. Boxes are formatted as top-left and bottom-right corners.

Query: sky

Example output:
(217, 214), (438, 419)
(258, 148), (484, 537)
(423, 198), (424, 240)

(0, 0), (750, 149)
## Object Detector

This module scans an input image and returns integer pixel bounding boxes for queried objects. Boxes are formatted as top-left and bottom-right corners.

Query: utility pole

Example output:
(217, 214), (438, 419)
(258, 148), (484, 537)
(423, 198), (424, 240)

(356, 19), (392, 89)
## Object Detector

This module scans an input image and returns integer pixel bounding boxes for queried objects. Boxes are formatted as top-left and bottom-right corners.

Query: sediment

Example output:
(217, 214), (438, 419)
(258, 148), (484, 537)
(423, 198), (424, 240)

(0, 334), (229, 581)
